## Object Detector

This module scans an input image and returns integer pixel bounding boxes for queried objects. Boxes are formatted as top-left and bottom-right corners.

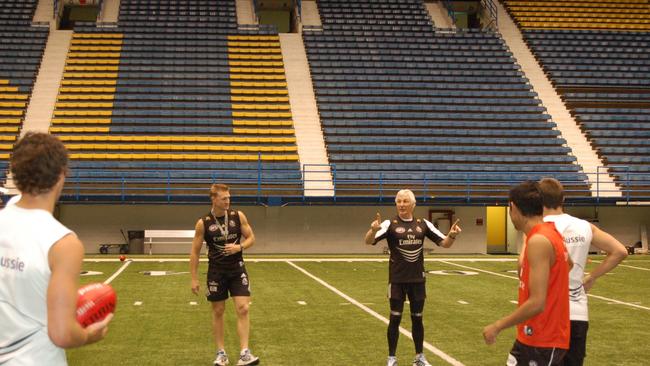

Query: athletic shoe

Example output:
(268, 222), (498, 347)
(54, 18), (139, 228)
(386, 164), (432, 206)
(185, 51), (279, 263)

(387, 356), (398, 366)
(213, 350), (229, 366)
(412, 353), (431, 366)
(236, 349), (259, 366)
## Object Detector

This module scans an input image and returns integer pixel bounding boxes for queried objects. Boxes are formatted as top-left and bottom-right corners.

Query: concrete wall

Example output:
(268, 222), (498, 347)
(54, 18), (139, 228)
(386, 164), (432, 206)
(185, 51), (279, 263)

(57, 204), (650, 255)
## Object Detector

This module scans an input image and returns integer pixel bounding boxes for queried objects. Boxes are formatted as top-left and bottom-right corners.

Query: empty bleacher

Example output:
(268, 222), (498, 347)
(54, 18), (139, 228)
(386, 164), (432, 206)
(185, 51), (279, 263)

(47, 0), (301, 203)
(502, 0), (650, 31)
(0, 0), (49, 186)
(506, 0), (650, 197)
(303, 0), (589, 200)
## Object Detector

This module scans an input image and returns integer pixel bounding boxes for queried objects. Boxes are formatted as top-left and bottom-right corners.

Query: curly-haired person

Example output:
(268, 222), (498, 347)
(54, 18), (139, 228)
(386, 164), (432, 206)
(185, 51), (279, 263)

(0, 132), (112, 365)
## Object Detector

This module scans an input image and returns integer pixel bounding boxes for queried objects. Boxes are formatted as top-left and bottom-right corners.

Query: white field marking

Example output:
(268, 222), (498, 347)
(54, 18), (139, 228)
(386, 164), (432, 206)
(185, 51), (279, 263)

(510, 300), (518, 304)
(84, 257), (517, 263)
(591, 259), (650, 272)
(441, 261), (650, 312)
(619, 264), (650, 272)
(457, 300), (469, 305)
(133, 301), (142, 306)
(103, 260), (132, 284)
(189, 301), (198, 306)
(287, 261), (465, 366)
(297, 301), (307, 305)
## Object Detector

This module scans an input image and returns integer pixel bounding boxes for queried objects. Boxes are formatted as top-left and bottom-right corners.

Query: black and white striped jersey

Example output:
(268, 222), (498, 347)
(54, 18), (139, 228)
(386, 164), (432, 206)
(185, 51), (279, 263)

(373, 216), (445, 283)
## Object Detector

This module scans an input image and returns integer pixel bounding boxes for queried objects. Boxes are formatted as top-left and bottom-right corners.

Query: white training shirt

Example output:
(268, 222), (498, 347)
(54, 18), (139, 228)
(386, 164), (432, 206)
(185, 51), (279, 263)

(544, 213), (593, 321)
(0, 204), (73, 365)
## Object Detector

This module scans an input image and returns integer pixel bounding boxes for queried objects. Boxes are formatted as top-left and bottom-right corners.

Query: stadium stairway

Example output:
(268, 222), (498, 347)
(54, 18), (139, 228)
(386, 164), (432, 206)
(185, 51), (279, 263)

(23, 29), (72, 134)
(235, 0), (256, 25)
(280, 33), (333, 196)
(98, 0), (121, 24)
(32, 0), (52, 24)
(301, 1), (323, 28)
(425, 1), (455, 29)
(496, 1), (621, 198)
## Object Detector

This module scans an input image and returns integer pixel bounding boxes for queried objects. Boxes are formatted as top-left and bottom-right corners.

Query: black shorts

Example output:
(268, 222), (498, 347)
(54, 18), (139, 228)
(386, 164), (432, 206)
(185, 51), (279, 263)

(562, 321), (589, 366)
(508, 340), (567, 366)
(388, 282), (426, 302)
(206, 268), (251, 302)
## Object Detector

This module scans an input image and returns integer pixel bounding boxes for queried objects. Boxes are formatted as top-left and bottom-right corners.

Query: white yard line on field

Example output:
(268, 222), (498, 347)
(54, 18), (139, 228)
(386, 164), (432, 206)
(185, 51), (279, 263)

(85, 257), (517, 263)
(103, 260), (132, 284)
(287, 261), (465, 366)
(440, 261), (650, 312)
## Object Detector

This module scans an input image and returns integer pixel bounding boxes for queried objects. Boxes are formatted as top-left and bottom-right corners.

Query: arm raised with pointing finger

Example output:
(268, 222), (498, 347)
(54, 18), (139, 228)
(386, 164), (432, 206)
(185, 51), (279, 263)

(364, 212), (382, 245)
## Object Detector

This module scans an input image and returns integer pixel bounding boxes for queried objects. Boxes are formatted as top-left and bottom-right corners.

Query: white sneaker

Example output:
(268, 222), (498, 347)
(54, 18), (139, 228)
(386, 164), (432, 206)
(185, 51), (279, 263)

(214, 350), (229, 366)
(387, 356), (398, 366)
(412, 353), (431, 366)
(236, 349), (259, 366)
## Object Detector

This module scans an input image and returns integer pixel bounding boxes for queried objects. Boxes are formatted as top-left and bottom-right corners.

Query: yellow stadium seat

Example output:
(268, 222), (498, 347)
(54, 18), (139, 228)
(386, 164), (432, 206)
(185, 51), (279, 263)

(228, 54), (283, 60)
(67, 52), (121, 58)
(57, 94), (115, 101)
(0, 118), (21, 124)
(65, 65), (119, 72)
(230, 89), (288, 95)
(228, 47), (282, 54)
(69, 46), (122, 52)
(229, 74), (286, 81)
(71, 39), (123, 45)
(229, 61), (284, 67)
(0, 87), (19, 93)
(63, 72), (119, 79)
(231, 96), (289, 103)
(61, 80), (117, 86)
(0, 94), (27, 100)
(0, 153), (9, 159)
(52, 118), (112, 124)
(231, 104), (291, 111)
(0, 126), (19, 132)
(56, 102), (113, 109)
(59, 87), (116, 93)
(0, 136), (16, 141)
(0, 110), (23, 116)
(0, 102), (26, 108)
(66, 59), (120, 65)
(230, 81), (287, 88)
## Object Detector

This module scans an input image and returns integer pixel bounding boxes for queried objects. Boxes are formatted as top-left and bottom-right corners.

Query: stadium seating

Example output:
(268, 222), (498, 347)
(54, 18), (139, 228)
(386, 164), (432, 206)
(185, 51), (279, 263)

(46, 0), (302, 203)
(303, 0), (589, 199)
(0, 0), (48, 186)
(502, 0), (650, 31)
(520, 26), (650, 197)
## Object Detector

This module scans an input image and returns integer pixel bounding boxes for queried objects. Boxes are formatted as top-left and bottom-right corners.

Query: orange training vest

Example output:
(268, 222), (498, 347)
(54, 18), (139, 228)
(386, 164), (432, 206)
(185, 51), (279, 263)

(517, 222), (570, 349)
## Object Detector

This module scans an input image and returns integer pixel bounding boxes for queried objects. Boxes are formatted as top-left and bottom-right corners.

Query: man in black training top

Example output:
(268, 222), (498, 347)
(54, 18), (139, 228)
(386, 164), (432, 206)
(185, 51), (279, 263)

(365, 189), (462, 366)
(190, 184), (259, 366)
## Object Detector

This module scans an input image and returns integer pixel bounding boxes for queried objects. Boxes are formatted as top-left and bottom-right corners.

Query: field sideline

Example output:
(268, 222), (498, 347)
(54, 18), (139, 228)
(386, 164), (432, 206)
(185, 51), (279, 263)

(68, 255), (650, 365)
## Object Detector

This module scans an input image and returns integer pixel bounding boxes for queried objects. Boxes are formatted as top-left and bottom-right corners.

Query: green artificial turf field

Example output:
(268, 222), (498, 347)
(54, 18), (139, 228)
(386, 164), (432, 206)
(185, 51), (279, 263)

(67, 255), (650, 365)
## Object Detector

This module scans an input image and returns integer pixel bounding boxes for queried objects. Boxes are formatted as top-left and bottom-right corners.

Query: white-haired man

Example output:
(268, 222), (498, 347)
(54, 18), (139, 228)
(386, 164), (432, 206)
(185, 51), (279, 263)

(365, 189), (461, 366)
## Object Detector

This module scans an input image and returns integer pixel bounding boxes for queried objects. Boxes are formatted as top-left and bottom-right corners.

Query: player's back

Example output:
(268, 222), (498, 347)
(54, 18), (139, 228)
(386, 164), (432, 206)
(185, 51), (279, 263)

(544, 213), (593, 321)
(0, 204), (71, 364)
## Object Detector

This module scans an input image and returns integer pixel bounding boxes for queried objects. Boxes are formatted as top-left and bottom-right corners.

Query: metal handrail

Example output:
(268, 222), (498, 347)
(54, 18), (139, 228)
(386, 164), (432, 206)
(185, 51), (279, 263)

(51, 165), (650, 205)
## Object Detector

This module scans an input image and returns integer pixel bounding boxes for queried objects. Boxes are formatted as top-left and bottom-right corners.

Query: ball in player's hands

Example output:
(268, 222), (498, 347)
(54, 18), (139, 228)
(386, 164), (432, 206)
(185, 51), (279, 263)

(76, 283), (117, 328)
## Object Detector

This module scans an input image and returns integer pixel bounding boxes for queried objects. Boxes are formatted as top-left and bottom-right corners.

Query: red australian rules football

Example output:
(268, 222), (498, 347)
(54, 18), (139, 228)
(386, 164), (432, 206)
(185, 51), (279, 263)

(76, 283), (117, 328)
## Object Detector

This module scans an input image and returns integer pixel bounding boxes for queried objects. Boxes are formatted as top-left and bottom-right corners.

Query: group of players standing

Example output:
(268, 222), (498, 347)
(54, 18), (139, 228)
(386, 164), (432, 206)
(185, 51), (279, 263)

(0, 133), (629, 366)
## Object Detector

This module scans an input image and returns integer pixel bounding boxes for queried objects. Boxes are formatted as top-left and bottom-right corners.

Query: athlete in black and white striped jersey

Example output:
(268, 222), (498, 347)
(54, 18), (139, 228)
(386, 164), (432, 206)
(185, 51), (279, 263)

(365, 189), (462, 366)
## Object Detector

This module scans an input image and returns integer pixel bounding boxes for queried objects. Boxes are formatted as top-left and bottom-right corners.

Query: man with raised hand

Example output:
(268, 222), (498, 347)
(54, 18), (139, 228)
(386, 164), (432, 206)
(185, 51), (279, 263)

(483, 181), (571, 366)
(365, 189), (461, 366)
(539, 177), (627, 366)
